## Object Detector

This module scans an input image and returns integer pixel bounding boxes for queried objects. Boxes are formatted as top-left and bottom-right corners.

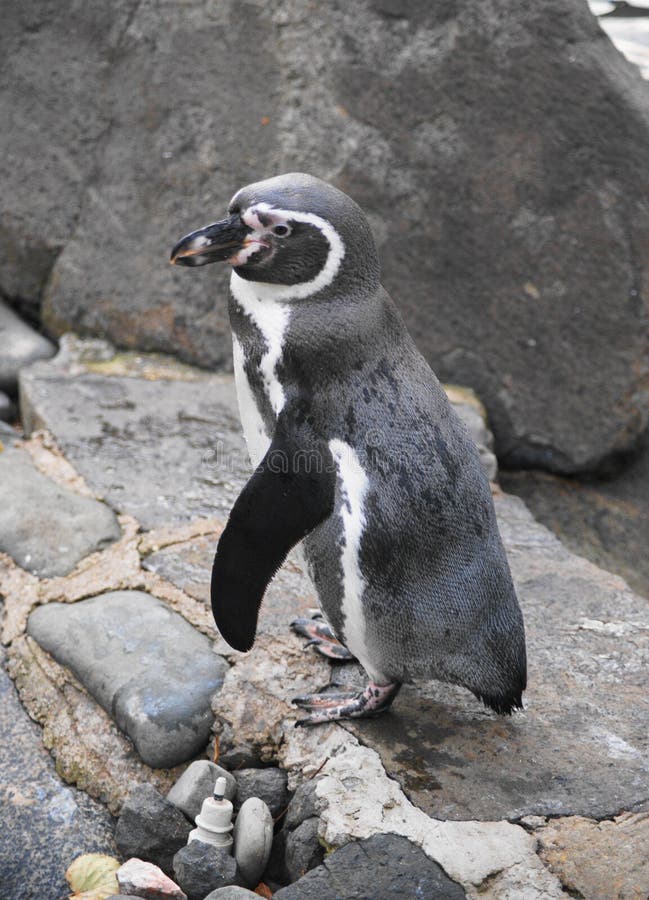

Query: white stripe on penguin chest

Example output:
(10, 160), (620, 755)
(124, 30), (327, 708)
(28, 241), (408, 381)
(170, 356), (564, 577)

(230, 273), (290, 468)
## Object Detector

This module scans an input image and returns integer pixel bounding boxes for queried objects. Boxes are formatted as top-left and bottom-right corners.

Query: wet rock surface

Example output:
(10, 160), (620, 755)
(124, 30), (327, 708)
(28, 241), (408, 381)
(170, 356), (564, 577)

(273, 833), (466, 899)
(0, 447), (121, 577)
(27, 591), (228, 767)
(0, 299), (56, 393)
(115, 784), (192, 876)
(0, 637), (116, 900)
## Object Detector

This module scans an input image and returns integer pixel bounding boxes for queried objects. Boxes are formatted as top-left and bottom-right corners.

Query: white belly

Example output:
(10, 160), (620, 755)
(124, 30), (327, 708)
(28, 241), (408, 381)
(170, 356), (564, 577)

(232, 335), (271, 468)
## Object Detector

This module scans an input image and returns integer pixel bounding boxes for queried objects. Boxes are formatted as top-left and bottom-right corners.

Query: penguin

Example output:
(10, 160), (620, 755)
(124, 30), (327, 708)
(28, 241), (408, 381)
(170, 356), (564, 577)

(170, 173), (526, 724)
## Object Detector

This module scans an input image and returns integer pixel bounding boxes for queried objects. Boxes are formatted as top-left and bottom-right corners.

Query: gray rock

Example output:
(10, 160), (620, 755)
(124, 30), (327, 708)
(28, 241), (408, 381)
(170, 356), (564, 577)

(233, 797), (273, 888)
(284, 780), (321, 831)
(168, 761), (237, 822)
(0, 390), (15, 422)
(1, 3), (646, 472)
(203, 889), (260, 900)
(115, 784), (192, 876)
(0, 300), (56, 393)
(0, 635), (116, 900)
(273, 833), (465, 899)
(284, 817), (324, 884)
(0, 448), (120, 577)
(27, 591), (228, 767)
(173, 840), (242, 900)
(234, 768), (288, 820)
(19, 359), (249, 529)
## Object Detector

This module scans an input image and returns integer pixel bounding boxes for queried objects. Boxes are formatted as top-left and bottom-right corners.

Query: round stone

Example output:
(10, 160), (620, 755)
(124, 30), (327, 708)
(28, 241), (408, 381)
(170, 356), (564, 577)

(233, 797), (273, 887)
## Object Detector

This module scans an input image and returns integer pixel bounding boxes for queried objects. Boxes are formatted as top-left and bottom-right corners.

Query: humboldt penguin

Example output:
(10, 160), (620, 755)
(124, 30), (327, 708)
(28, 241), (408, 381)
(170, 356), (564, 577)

(171, 173), (526, 724)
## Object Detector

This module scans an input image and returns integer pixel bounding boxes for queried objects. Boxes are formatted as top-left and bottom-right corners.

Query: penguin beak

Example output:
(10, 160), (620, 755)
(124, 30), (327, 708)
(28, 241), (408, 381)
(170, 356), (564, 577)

(170, 214), (251, 267)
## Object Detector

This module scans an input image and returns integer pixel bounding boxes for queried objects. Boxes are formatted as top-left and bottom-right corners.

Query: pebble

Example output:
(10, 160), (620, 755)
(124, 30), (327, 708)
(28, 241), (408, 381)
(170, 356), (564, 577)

(0, 299), (56, 394)
(234, 767), (288, 819)
(168, 761), (237, 822)
(284, 817), (324, 883)
(0, 448), (121, 577)
(27, 591), (228, 768)
(116, 857), (188, 900)
(273, 832), (466, 899)
(203, 889), (260, 899)
(115, 784), (192, 876)
(173, 840), (242, 900)
(284, 780), (320, 830)
(233, 797), (273, 888)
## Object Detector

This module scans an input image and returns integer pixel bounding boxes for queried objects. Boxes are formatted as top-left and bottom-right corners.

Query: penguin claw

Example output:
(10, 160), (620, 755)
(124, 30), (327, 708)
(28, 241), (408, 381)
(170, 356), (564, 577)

(290, 617), (357, 661)
(293, 681), (401, 726)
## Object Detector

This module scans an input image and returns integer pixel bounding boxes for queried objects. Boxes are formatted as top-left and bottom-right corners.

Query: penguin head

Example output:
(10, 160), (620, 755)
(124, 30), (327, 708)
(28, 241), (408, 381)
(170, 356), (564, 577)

(171, 173), (379, 298)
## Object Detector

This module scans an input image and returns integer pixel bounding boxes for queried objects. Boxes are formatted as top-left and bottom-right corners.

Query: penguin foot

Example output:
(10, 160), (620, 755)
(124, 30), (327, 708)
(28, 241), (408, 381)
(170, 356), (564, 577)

(290, 616), (357, 662)
(293, 680), (401, 726)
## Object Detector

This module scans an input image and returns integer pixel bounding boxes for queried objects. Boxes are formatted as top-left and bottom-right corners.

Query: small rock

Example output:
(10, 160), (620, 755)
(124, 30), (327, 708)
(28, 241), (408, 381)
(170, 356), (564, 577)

(0, 390), (15, 423)
(173, 840), (242, 900)
(234, 767), (288, 819)
(0, 448), (121, 577)
(0, 299), (56, 394)
(203, 889), (260, 900)
(284, 818), (324, 883)
(273, 833), (466, 899)
(27, 591), (228, 768)
(284, 780), (320, 831)
(0, 420), (20, 448)
(233, 797), (273, 888)
(116, 857), (187, 900)
(115, 785), (192, 876)
(168, 761), (237, 822)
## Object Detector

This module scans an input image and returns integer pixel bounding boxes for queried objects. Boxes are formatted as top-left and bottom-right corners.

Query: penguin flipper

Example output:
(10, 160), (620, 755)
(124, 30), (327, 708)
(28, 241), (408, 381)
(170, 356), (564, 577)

(211, 419), (335, 653)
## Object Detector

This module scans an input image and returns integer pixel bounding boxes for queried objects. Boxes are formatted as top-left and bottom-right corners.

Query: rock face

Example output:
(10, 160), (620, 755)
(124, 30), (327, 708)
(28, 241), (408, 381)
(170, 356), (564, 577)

(0, 448), (121, 577)
(273, 833), (466, 899)
(3, 3), (649, 471)
(27, 591), (228, 767)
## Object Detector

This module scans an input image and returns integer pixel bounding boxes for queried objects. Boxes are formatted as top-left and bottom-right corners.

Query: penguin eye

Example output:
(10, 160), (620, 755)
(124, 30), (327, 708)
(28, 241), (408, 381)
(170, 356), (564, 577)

(272, 223), (292, 238)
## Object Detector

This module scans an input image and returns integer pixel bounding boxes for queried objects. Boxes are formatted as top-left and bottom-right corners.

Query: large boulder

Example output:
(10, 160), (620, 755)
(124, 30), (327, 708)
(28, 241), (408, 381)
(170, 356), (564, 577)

(3, 1), (649, 472)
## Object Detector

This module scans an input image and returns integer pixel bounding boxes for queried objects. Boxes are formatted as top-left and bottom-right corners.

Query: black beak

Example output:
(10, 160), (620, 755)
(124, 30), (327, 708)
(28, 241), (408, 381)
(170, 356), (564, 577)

(170, 214), (251, 266)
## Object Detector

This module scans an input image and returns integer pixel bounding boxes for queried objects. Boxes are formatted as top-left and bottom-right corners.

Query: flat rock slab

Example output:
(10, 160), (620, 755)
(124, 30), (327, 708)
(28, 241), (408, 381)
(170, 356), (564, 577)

(0, 447), (120, 577)
(27, 590), (228, 768)
(20, 360), (249, 529)
(0, 638), (116, 900)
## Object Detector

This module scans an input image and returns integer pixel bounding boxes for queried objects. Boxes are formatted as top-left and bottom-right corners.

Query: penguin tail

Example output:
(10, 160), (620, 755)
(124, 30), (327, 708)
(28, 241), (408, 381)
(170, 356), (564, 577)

(475, 688), (525, 716)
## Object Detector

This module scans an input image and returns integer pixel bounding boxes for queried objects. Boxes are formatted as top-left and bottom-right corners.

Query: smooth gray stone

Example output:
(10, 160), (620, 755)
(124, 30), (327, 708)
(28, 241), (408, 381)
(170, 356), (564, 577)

(234, 768), (288, 820)
(0, 300), (56, 393)
(28, 591), (228, 767)
(273, 833), (466, 899)
(0, 447), (120, 577)
(0, 420), (20, 446)
(203, 888), (260, 900)
(173, 840), (242, 900)
(0, 637), (116, 900)
(232, 797), (273, 888)
(168, 760), (237, 822)
(115, 783), (192, 877)
(284, 818), (324, 884)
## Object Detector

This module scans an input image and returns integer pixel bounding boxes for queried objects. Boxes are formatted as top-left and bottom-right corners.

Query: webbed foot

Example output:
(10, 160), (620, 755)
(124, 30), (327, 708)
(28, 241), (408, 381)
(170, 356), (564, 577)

(292, 680), (401, 726)
(290, 615), (357, 662)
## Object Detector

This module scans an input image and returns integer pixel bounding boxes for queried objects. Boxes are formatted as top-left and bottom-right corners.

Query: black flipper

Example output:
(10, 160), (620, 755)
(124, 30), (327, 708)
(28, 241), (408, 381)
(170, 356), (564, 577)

(211, 416), (335, 652)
